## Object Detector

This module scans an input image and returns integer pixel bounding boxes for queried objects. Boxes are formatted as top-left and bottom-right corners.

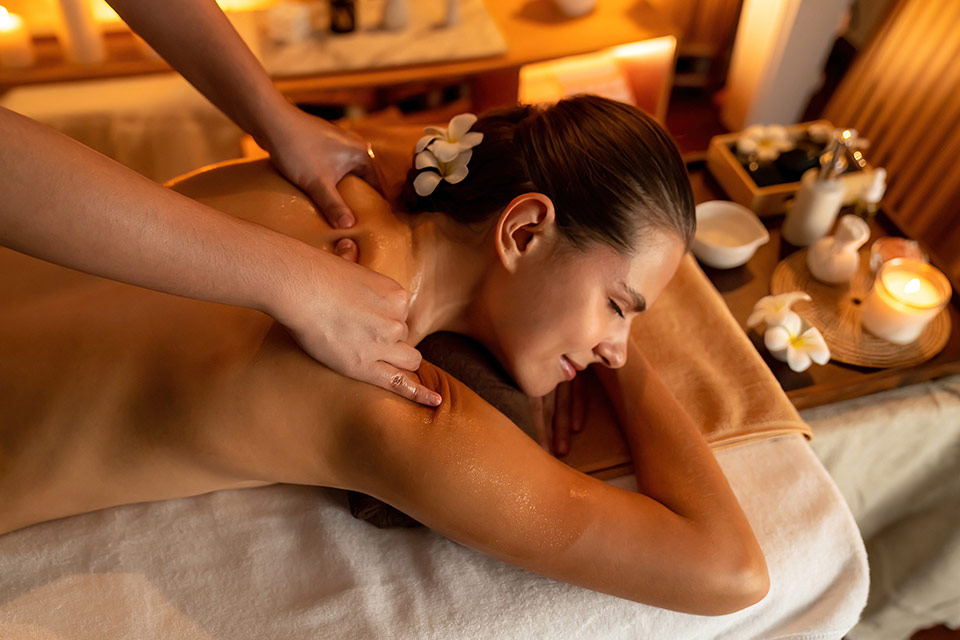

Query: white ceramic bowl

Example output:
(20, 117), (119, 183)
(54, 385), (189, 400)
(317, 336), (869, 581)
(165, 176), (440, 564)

(693, 200), (770, 269)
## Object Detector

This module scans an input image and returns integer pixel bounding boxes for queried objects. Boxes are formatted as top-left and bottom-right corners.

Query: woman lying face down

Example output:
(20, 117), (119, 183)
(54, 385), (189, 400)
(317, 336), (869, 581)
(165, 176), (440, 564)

(390, 96), (691, 398)
(0, 96), (769, 615)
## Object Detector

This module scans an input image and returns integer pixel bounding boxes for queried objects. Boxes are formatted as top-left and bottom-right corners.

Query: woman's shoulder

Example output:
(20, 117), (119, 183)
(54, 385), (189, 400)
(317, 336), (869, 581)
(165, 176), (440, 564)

(166, 157), (416, 288)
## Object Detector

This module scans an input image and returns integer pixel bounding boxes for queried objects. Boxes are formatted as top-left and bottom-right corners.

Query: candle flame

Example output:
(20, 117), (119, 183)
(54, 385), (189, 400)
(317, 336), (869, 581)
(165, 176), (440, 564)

(904, 278), (921, 295)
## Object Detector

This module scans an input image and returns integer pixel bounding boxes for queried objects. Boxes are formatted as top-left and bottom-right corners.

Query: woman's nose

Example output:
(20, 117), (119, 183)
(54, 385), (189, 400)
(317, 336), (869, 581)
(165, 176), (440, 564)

(595, 339), (627, 369)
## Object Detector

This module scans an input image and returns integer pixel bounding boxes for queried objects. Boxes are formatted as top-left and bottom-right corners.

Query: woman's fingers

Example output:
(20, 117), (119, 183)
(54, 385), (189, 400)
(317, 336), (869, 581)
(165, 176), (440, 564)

(571, 372), (586, 433)
(374, 363), (441, 407)
(528, 396), (550, 452)
(554, 381), (572, 456)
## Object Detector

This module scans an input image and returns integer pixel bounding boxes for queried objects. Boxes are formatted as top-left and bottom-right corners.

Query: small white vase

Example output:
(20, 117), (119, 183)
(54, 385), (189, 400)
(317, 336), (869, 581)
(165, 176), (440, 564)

(807, 214), (871, 284)
(445, 0), (460, 26)
(382, 0), (409, 30)
(782, 168), (846, 247)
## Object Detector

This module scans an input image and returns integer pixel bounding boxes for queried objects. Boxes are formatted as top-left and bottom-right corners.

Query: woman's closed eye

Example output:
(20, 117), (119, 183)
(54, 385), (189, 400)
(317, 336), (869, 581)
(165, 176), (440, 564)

(608, 298), (625, 318)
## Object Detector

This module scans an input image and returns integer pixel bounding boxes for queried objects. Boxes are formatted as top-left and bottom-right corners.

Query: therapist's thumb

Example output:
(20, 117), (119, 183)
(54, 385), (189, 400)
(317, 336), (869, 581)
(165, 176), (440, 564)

(309, 178), (356, 229)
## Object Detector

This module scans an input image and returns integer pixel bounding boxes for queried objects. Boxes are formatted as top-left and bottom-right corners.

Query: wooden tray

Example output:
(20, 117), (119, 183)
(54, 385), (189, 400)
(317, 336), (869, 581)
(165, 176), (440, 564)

(770, 248), (951, 368)
(705, 120), (873, 217)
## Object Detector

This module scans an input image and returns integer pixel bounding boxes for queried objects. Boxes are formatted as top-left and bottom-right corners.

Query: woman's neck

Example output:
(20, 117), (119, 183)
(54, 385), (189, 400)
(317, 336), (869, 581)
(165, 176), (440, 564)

(403, 214), (492, 345)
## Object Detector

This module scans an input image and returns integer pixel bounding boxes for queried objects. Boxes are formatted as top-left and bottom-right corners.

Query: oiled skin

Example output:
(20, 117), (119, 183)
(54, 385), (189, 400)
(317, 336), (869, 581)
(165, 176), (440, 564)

(0, 160), (766, 614)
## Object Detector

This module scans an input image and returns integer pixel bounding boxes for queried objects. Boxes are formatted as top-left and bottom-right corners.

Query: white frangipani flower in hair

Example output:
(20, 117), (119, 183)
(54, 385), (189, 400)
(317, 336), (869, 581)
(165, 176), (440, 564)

(747, 291), (812, 329)
(763, 311), (831, 372)
(413, 113), (484, 196)
(415, 113), (484, 161)
(736, 124), (794, 162)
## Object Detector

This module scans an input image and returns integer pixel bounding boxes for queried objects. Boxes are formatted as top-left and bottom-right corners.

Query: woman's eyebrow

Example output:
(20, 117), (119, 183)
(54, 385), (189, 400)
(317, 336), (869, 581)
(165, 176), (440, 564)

(618, 281), (646, 313)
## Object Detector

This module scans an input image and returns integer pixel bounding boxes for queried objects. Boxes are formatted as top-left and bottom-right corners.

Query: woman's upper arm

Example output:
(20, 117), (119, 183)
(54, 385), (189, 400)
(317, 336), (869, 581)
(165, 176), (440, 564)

(336, 361), (766, 615)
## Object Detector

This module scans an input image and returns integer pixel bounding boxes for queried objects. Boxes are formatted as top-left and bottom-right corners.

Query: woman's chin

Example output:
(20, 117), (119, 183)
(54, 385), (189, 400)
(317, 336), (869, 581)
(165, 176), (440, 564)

(516, 375), (559, 399)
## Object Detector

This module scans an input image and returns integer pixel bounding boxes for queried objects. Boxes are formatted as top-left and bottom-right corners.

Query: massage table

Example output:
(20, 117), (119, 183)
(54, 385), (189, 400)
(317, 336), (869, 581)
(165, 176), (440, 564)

(0, 431), (867, 640)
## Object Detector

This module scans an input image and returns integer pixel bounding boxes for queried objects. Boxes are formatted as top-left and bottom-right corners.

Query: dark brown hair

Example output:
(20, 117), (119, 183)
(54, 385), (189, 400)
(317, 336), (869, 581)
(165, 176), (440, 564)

(402, 95), (695, 254)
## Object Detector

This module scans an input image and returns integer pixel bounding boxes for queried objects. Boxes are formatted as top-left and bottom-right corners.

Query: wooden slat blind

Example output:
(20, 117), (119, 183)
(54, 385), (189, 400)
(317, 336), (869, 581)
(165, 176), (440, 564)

(825, 0), (960, 287)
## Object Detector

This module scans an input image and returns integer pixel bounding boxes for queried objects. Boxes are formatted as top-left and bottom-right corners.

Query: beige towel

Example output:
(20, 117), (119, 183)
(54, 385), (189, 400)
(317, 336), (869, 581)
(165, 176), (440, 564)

(562, 253), (811, 478)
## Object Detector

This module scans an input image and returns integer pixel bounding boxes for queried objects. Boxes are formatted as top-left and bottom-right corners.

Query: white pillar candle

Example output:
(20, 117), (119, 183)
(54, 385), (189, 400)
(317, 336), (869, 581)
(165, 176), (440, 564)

(861, 258), (952, 345)
(57, 0), (105, 65)
(0, 6), (34, 69)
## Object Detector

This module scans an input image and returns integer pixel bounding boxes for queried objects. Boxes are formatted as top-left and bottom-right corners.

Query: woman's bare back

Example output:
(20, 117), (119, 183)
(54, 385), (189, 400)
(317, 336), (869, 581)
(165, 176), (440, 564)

(0, 158), (768, 613)
(0, 159), (409, 531)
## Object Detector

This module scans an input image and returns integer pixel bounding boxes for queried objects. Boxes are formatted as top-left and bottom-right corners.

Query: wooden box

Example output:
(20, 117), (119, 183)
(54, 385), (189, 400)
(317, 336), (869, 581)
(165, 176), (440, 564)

(706, 120), (873, 217)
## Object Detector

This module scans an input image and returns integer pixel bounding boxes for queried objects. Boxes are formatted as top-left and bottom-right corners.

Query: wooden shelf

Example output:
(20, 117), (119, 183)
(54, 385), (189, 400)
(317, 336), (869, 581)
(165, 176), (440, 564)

(1, 0), (676, 105)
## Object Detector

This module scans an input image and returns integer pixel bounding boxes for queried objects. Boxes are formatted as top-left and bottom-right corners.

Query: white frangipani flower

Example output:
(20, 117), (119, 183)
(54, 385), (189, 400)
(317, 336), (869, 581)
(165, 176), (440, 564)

(736, 124), (794, 162)
(413, 113), (484, 196)
(763, 311), (831, 372)
(413, 148), (473, 196)
(747, 291), (812, 329)
(415, 113), (484, 162)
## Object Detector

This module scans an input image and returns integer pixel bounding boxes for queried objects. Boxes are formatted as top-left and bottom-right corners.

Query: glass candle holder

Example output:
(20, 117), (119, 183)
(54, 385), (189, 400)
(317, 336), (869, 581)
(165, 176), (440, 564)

(861, 258), (952, 345)
(869, 237), (927, 273)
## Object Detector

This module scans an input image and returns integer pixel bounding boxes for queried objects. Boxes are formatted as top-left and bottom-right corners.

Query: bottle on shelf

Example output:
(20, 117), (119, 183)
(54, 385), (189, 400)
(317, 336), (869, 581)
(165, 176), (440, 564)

(330, 0), (357, 34)
(781, 129), (856, 247)
(854, 167), (887, 225)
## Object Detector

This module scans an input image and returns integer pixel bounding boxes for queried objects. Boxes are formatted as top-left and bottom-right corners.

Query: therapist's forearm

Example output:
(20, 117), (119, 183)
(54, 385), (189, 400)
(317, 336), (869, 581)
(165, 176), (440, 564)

(0, 106), (305, 319)
(105, 0), (296, 149)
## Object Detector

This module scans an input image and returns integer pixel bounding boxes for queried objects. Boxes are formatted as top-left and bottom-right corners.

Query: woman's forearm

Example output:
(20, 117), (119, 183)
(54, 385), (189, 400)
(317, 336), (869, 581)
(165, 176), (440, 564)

(598, 347), (767, 584)
(105, 0), (297, 149)
(0, 106), (306, 320)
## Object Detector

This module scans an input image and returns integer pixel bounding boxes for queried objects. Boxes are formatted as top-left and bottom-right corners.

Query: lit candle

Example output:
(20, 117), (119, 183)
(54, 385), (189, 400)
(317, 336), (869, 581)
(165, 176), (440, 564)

(861, 258), (952, 345)
(0, 6), (34, 69)
(57, 0), (105, 65)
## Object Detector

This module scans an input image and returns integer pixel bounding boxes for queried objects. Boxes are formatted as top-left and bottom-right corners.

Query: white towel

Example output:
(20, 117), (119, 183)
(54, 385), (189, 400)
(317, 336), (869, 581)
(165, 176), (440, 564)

(0, 434), (866, 639)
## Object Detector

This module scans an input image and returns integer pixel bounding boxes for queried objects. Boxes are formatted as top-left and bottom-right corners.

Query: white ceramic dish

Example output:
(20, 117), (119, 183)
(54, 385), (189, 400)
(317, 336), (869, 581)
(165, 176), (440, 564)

(693, 200), (770, 269)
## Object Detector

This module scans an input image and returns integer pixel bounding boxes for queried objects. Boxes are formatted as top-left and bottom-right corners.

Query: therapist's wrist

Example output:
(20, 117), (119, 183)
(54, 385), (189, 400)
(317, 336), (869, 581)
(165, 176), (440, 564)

(251, 97), (305, 156)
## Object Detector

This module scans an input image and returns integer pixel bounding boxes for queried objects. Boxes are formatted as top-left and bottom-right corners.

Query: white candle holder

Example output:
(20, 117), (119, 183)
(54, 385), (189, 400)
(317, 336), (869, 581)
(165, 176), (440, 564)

(861, 258), (951, 345)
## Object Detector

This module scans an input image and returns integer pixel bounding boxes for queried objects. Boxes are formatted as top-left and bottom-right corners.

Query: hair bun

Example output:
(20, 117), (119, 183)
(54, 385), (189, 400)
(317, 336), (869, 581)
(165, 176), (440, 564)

(402, 96), (694, 252)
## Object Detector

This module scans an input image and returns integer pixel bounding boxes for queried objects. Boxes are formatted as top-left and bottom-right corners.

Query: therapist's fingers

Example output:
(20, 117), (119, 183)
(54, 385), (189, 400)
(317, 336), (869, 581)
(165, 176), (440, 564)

(383, 341), (422, 373)
(373, 363), (441, 407)
(553, 381), (572, 456)
(305, 177), (357, 229)
(333, 237), (359, 263)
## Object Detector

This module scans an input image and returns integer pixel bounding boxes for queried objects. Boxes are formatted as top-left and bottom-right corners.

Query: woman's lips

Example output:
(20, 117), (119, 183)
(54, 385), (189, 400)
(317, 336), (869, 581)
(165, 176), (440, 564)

(560, 355), (577, 381)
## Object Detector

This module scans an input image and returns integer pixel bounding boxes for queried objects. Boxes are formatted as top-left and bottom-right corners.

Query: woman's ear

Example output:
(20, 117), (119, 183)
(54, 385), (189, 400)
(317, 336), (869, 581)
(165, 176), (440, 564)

(495, 193), (557, 273)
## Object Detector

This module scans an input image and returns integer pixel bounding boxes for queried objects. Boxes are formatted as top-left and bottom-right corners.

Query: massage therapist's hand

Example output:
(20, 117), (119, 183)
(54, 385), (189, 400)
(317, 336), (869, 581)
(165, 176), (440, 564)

(272, 239), (441, 407)
(262, 106), (382, 229)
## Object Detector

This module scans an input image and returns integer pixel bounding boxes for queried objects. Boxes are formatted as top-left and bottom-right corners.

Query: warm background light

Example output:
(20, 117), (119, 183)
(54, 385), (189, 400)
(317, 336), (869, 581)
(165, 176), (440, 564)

(519, 35), (676, 122)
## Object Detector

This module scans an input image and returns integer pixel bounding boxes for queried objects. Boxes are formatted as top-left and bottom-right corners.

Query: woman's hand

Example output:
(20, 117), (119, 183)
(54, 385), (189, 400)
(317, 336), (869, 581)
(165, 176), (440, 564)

(271, 238), (440, 407)
(262, 107), (383, 229)
(529, 374), (587, 456)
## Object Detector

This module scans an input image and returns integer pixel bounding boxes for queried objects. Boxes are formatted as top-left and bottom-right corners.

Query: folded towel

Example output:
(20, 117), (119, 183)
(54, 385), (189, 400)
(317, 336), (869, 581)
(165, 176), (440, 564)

(639, 254), (812, 447)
